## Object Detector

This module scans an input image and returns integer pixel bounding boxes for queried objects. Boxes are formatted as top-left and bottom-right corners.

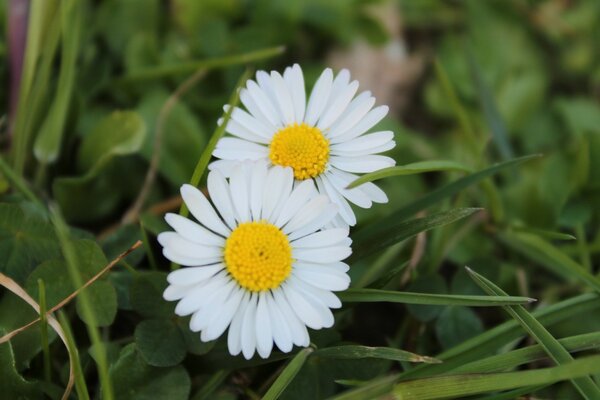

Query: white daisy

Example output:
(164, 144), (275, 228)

(209, 64), (396, 227)
(158, 161), (352, 359)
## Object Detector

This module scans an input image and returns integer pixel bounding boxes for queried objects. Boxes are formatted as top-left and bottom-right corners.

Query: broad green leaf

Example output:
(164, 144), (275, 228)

(0, 203), (60, 283)
(135, 319), (186, 367)
(351, 208), (480, 261)
(0, 334), (43, 399)
(435, 306), (484, 349)
(393, 355), (600, 400)
(354, 155), (540, 243)
(454, 331), (600, 374)
(314, 346), (439, 364)
(405, 274), (447, 322)
(263, 348), (313, 400)
(76, 280), (118, 327)
(130, 271), (174, 318)
(500, 231), (600, 294)
(338, 288), (534, 306)
(110, 344), (191, 400)
(33, 0), (81, 163)
(347, 160), (471, 188)
(466, 267), (600, 398)
(53, 111), (146, 223)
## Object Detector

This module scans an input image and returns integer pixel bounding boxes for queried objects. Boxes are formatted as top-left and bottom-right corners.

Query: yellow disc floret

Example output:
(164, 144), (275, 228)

(269, 123), (329, 180)
(224, 221), (293, 292)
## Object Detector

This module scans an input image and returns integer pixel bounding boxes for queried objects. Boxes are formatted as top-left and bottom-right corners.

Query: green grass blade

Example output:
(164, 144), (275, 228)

(509, 225), (576, 241)
(499, 231), (600, 294)
(115, 46), (284, 84)
(338, 288), (535, 306)
(454, 331), (600, 374)
(353, 155), (540, 243)
(191, 370), (229, 400)
(33, 0), (80, 164)
(0, 154), (43, 207)
(262, 348), (313, 400)
(314, 346), (440, 364)
(330, 375), (399, 400)
(466, 267), (600, 398)
(57, 311), (90, 400)
(347, 160), (472, 189)
(351, 208), (480, 261)
(51, 207), (114, 400)
(392, 355), (600, 400)
(37, 279), (51, 383)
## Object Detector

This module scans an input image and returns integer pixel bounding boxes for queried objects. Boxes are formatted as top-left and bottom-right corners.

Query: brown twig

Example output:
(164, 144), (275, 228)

(121, 69), (208, 225)
(401, 211), (428, 286)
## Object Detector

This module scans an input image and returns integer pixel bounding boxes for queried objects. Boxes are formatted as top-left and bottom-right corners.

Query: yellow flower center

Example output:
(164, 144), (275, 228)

(269, 123), (329, 180)
(224, 221), (293, 292)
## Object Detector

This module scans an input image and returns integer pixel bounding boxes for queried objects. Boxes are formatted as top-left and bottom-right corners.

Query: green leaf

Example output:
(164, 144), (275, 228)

(76, 280), (118, 327)
(347, 160), (471, 188)
(130, 271), (174, 318)
(0, 334), (43, 399)
(0, 203), (60, 283)
(466, 267), (600, 398)
(405, 274), (447, 322)
(499, 232), (600, 294)
(393, 355), (600, 400)
(110, 344), (191, 400)
(135, 319), (186, 367)
(314, 346), (439, 364)
(338, 288), (535, 306)
(353, 155), (540, 243)
(263, 348), (313, 400)
(435, 306), (484, 349)
(351, 208), (481, 261)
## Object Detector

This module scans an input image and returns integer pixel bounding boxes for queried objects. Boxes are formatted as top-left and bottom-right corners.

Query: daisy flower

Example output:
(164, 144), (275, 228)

(158, 161), (352, 359)
(209, 64), (396, 226)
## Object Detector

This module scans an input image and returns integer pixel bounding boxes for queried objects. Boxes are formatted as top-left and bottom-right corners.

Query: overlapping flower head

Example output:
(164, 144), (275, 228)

(209, 64), (396, 226)
(159, 161), (351, 359)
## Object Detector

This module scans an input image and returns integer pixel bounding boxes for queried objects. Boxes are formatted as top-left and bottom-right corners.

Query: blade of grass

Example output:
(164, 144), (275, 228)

(351, 208), (481, 262)
(509, 225), (576, 241)
(57, 311), (90, 400)
(38, 279), (51, 383)
(347, 160), (471, 189)
(33, 0), (80, 164)
(0, 154), (43, 207)
(454, 331), (600, 374)
(262, 348), (313, 400)
(338, 288), (535, 306)
(466, 267), (600, 398)
(314, 346), (440, 364)
(51, 206), (114, 400)
(114, 46), (284, 84)
(353, 155), (540, 243)
(499, 231), (600, 294)
(365, 260), (410, 289)
(393, 355), (600, 400)
(191, 370), (229, 400)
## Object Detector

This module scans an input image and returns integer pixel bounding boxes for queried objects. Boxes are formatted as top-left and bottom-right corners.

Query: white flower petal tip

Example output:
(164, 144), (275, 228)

(209, 64), (396, 226)
(158, 162), (352, 359)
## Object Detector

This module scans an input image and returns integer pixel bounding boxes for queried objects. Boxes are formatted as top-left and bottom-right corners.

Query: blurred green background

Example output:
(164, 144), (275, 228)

(1, 0), (599, 399)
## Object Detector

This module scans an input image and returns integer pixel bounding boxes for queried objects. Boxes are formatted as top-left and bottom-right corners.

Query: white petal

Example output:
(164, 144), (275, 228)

(229, 165), (250, 223)
(250, 160), (268, 220)
(158, 232), (223, 259)
(291, 228), (349, 248)
(331, 131), (394, 153)
(283, 195), (333, 235)
(272, 288), (310, 347)
(332, 141), (395, 157)
(317, 80), (359, 130)
(163, 284), (196, 301)
(271, 71), (295, 125)
(215, 137), (268, 153)
(166, 264), (225, 286)
(330, 105), (389, 144)
(220, 115), (270, 144)
(241, 293), (259, 359)
(325, 170), (372, 208)
(285, 64), (306, 123)
(295, 261), (350, 274)
(181, 184), (231, 237)
(228, 105), (276, 139)
(256, 70), (284, 126)
(162, 248), (221, 267)
(202, 287), (244, 342)
(282, 283), (324, 330)
(239, 87), (278, 134)
(164, 213), (225, 246)
(293, 246), (351, 264)
(246, 79), (282, 129)
(331, 168), (389, 203)
(327, 91), (375, 137)
(304, 68), (333, 126)
(174, 271), (229, 316)
(293, 267), (350, 291)
(190, 279), (236, 332)
(227, 291), (251, 356)
(255, 292), (274, 358)
(316, 176), (356, 226)
(261, 166), (289, 221)
(269, 167), (294, 223)
(290, 276), (342, 310)
(330, 155), (395, 173)
(208, 159), (239, 177)
(275, 179), (317, 228)
(266, 292), (293, 353)
(207, 170), (237, 230)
